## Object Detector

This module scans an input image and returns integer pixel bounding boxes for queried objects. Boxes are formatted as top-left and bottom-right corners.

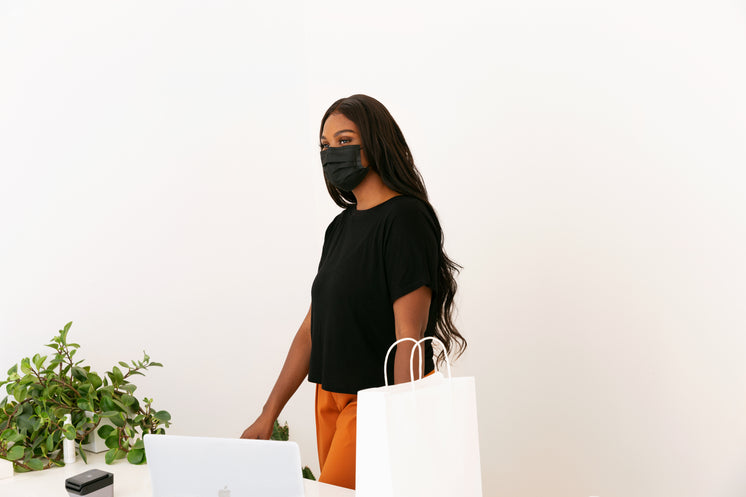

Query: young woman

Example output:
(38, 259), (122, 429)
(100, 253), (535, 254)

(240, 94), (465, 490)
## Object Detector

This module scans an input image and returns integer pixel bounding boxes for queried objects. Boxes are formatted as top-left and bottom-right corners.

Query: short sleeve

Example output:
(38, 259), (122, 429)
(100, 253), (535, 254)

(383, 201), (440, 303)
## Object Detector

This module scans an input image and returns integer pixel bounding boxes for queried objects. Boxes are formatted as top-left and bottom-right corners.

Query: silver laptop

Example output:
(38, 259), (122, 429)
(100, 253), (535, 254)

(144, 434), (305, 497)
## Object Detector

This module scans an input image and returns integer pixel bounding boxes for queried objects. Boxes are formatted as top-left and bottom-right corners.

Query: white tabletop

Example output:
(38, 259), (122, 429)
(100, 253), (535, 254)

(0, 452), (355, 497)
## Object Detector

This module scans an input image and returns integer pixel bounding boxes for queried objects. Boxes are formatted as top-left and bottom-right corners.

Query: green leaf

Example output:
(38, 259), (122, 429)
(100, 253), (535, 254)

(98, 425), (116, 439)
(271, 420), (289, 441)
(46, 433), (55, 452)
(87, 372), (103, 390)
(112, 366), (124, 385)
(121, 394), (139, 412)
(153, 410), (171, 423)
(13, 385), (27, 403)
(77, 383), (93, 396)
(1, 428), (16, 441)
(132, 439), (145, 450)
(111, 398), (131, 414)
(32, 354), (43, 371)
(302, 466), (316, 481)
(7, 364), (18, 376)
(100, 396), (118, 412)
(105, 448), (125, 464)
(27, 384), (45, 400)
(17, 413), (36, 432)
(64, 424), (76, 440)
(78, 444), (88, 463)
(19, 375), (35, 387)
(71, 367), (88, 381)
(104, 448), (117, 464)
(27, 458), (45, 471)
(105, 434), (120, 450)
(6, 445), (25, 461)
(76, 399), (92, 412)
(149, 362), (163, 368)
(110, 413), (126, 428)
(20, 358), (31, 375)
(127, 448), (145, 464)
(120, 383), (137, 394)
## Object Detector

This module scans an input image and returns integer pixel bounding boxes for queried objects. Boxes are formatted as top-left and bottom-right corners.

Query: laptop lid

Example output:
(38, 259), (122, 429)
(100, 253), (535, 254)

(144, 434), (305, 497)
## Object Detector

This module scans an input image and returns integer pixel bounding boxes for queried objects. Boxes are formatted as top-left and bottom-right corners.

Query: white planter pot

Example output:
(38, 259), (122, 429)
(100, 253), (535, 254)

(0, 457), (13, 479)
(81, 413), (114, 454)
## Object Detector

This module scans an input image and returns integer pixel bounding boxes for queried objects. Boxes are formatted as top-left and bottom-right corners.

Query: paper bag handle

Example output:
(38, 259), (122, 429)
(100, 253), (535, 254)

(410, 336), (452, 383)
(383, 337), (452, 387)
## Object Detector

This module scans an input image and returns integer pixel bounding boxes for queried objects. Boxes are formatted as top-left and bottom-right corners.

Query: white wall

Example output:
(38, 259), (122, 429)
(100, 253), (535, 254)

(2, 1), (746, 496)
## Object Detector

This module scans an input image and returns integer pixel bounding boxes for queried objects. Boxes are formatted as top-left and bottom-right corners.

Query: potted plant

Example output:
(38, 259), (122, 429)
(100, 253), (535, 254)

(0, 322), (171, 471)
(271, 420), (316, 480)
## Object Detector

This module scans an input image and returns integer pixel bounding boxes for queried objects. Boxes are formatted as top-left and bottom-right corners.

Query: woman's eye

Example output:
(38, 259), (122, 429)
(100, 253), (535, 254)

(339, 138), (351, 145)
(320, 143), (329, 150)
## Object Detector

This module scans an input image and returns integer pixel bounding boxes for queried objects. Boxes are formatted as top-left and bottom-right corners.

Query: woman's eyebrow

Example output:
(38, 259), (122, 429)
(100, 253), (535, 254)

(320, 129), (357, 140)
(334, 129), (356, 137)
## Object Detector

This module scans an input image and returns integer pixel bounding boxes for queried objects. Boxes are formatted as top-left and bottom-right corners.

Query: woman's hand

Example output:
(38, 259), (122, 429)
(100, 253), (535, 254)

(240, 413), (274, 440)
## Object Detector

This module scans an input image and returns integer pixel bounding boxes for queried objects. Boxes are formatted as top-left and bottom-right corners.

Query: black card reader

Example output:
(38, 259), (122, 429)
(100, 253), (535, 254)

(65, 469), (114, 497)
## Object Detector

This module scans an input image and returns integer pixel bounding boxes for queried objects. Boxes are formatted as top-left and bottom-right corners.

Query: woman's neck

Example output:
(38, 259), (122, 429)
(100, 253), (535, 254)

(352, 171), (400, 210)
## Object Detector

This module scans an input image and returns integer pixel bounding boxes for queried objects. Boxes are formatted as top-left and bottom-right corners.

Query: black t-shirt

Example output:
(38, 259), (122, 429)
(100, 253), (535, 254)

(309, 195), (440, 394)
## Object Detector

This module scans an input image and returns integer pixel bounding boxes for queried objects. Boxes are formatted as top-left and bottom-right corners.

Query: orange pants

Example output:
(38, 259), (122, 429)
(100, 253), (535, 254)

(315, 384), (357, 490)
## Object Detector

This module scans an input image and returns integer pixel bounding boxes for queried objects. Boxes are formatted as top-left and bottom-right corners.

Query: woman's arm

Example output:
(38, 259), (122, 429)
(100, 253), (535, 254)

(392, 286), (432, 385)
(240, 304), (313, 439)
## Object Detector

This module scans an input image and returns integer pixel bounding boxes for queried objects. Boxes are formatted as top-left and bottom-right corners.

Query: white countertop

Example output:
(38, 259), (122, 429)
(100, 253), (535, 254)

(0, 452), (354, 497)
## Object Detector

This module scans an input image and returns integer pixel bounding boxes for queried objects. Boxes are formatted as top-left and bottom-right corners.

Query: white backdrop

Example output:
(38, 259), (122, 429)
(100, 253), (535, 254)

(2, 1), (746, 496)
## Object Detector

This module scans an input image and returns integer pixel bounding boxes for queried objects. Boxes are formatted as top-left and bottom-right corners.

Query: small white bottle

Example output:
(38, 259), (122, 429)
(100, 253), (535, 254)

(63, 414), (76, 464)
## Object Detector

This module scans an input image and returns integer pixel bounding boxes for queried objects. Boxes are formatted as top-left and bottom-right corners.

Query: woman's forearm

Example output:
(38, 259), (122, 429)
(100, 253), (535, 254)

(394, 340), (422, 384)
(392, 286), (432, 385)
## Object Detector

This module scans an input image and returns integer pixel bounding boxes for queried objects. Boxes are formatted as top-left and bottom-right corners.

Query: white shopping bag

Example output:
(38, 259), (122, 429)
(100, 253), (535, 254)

(356, 337), (483, 497)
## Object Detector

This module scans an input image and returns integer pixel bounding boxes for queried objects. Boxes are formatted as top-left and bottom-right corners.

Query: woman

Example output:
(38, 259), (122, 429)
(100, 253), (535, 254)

(240, 94), (465, 490)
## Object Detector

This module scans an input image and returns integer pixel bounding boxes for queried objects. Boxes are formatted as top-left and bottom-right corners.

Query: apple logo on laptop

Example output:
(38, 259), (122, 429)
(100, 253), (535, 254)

(218, 485), (231, 497)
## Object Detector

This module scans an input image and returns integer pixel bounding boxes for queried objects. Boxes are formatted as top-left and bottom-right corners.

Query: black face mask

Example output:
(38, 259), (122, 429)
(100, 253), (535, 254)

(320, 144), (369, 192)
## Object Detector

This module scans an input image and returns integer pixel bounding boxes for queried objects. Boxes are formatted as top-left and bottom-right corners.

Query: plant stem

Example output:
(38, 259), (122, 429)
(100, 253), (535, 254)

(5, 398), (32, 429)
(50, 378), (80, 396)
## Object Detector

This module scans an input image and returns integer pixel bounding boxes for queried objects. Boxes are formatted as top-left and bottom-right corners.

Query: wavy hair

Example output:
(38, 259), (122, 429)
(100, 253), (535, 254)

(319, 94), (466, 363)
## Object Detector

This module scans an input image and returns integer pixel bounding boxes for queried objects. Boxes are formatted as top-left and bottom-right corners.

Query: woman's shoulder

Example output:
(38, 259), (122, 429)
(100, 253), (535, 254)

(387, 195), (436, 218)
(383, 195), (440, 234)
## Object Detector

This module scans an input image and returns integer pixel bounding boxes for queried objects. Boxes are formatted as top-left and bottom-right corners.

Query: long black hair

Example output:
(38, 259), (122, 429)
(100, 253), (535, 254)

(319, 94), (466, 363)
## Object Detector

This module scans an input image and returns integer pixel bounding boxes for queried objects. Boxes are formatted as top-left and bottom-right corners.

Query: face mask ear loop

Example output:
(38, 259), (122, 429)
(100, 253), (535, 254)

(383, 337), (419, 387)
(410, 337), (452, 381)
